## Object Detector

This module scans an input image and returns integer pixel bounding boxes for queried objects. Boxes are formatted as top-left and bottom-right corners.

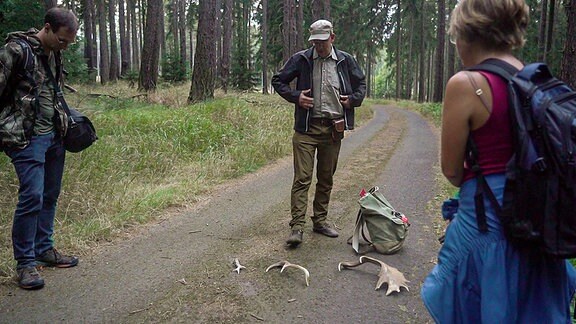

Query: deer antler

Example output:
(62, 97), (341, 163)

(232, 258), (246, 274)
(266, 260), (310, 286)
(338, 256), (409, 295)
(338, 259), (363, 271)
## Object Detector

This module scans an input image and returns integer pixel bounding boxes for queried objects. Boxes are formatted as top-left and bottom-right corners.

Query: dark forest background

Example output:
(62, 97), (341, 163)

(1, 0), (575, 103)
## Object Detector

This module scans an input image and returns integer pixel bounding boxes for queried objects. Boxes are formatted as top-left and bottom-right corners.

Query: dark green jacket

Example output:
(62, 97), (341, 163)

(0, 29), (64, 149)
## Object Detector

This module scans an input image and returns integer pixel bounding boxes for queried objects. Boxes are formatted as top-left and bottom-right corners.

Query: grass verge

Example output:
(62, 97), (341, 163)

(0, 82), (373, 278)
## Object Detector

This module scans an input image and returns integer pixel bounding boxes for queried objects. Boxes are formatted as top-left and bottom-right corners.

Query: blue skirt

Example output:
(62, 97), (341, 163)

(422, 174), (576, 323)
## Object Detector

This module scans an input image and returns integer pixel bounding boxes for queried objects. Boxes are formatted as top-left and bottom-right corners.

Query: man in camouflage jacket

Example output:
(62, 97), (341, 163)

(0, 7), (80, 290)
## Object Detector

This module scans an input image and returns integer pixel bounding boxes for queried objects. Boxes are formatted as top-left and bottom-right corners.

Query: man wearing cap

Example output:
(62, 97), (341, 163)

(272, 19), (366, 247)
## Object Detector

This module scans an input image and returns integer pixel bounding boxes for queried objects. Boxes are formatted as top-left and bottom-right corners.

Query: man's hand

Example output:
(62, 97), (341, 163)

(340, 95), (351, 109)
(298, 89), (313, 110)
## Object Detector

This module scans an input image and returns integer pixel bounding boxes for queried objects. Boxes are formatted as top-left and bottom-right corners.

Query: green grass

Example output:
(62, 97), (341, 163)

(0, 82), (373, 278)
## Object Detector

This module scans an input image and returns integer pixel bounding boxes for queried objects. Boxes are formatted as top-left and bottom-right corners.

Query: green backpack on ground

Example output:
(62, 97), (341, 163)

(351, 186), (410, 254)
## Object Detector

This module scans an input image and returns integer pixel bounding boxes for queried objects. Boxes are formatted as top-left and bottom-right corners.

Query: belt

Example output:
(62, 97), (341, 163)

(310, 118), (334, 126)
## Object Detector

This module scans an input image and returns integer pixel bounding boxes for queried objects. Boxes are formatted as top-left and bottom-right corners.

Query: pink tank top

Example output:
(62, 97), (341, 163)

(462, 72), (513, 181)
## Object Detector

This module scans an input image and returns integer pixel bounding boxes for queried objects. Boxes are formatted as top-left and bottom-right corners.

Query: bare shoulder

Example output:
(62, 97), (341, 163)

(444, 71), (479, 103)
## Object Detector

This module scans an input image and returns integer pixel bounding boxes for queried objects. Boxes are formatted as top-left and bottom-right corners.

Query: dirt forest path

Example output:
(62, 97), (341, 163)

(0, 105), (441, 323)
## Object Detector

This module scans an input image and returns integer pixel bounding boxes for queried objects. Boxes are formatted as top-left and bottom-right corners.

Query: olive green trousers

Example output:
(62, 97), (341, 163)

(290, 123), (342, 230)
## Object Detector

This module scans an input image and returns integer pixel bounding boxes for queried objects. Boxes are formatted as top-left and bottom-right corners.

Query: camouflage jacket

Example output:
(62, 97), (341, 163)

(0, 29), (65, 149)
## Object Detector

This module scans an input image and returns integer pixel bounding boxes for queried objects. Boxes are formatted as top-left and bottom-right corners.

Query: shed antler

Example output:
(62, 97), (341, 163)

(338, 256), (409, 295)
(266, 260), (310, 286)
(232, 258), (246, 274)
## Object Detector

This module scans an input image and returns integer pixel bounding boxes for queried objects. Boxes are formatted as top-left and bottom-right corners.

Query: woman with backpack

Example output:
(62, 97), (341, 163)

(421, 0), (576, 322)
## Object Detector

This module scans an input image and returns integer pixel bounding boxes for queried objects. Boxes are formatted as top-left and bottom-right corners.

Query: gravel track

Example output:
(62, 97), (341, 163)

(0, 105), (441, 323)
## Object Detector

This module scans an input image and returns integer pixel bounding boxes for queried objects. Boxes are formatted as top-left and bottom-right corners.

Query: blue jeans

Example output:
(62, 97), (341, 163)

(6, 132), (65, 269)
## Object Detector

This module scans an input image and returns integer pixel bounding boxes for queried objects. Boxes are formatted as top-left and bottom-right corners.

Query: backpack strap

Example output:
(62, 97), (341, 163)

(0, 38), (37, 108)
(351, 209), (373, 253)
(39, 54), (73, 127)
(463, 58), (519, 232)
(11, 39), (35, 80)
(467, 58), (518, 81)
(465, 138), (503, 232)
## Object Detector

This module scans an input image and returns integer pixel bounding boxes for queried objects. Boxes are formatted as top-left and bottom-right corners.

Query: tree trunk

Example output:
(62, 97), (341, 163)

(119, 0), (131, 75)
(159, 7), (166, 64)
(188, 0), (217, 103)
(290, 0), (298, 55)
(126, 0), (133, 72)
(395, 0), (401, 99)
(138, 0), (162, 91)
(560, 0), (576, 88)
(546, 0), (556, 60)
(44, 0), (58, 10)
(109, 0), (120, 81)
(129, 0), (140, 70)
(98, 0), (110, 84)
(245, 0), (252, 73)
(446, 0), (456, 82)
(418, 1), (425, 103)
(221, 0), (232, 92)
(178, 0), (188, 68)
(311, 0), (329, 20)
(433, 0), (445, 102)
(262, 0), (269, 94)
(428, 47), (434, 100)
(323, 0), (330, 20)
(406, 16), (414, 99)
(538, 0), (549, 61)
(214, 0), (222, 83)
(189, 23), (194, 70)
(91, 1), (98, 71)
(296, 0), (303, 50)
(171, 0), (179, 56)
(311, 0), (323, 21)
(282, 0), (295, 63)
(138, 0), (145, 66)
(83, 0), (97, 75)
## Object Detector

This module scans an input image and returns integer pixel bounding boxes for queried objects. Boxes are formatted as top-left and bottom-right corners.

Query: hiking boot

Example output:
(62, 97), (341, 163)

(16, 267), (45, 290)
(286, 229), (303, 247)
(313, 224), (339, 237)
(36, 248), (79, 268)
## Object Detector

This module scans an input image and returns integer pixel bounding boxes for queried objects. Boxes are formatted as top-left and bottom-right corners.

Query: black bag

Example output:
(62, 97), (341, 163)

(467, 59), (576, 258)
(40, 56), (97, 153)
(63, 107), (97, 153)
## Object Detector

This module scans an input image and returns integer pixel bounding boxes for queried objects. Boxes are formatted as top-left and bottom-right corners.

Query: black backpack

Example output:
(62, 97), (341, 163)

(0, 38), (37, 151)
(0, 38), (36, 106)
(466, 59), (576, 258)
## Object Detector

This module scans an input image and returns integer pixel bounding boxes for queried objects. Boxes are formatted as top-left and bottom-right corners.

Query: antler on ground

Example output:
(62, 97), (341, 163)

(266, 260), (310, 286)
(232, 258), (246, 274)
(338, 256), (409, 295)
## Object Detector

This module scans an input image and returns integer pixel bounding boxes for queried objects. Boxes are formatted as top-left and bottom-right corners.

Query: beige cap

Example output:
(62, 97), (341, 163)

(308, 19), (333, 41)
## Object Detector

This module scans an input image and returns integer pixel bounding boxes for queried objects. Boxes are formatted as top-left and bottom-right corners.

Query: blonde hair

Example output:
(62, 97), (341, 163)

(448, 0), (529, 50)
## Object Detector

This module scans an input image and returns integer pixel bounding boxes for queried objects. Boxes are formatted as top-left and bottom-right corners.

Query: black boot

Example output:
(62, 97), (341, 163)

(286, 229), (303, 246)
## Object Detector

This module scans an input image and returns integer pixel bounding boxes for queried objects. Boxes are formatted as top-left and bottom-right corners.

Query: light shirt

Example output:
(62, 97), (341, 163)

(35, 52), (56, 135)
(312, 47), (343, 119)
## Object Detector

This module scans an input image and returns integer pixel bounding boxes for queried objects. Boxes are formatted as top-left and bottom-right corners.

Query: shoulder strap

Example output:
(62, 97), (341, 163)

(11, 39), (34, 77)
(466, 58), (519, 81)
(462, 58), (518, 232)
(0, 39), (39, 115)
(40, 54), (71, 117)
(1, 38), (36, 96)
